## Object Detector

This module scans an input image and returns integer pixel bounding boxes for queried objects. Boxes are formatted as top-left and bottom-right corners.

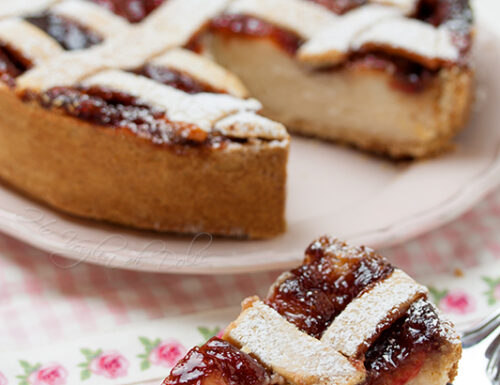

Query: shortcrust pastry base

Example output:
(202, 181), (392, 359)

(0, 86), (288, 238)
(209, 35), (474, 159)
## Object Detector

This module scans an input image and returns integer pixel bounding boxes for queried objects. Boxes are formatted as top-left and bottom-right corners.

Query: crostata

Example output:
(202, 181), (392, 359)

(163, 237), (462, 385)
(0, 0), (473, 237)
(0, 0), (289, 238)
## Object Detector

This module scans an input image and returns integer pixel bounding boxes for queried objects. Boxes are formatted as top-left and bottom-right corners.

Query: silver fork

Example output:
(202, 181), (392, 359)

(455, 307), (500, 385)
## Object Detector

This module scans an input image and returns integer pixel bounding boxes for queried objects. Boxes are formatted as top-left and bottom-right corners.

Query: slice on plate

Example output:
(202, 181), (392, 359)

(206, 0), (474, 158)
(0, 0), (289, 238)
(163, 237), (462, 385)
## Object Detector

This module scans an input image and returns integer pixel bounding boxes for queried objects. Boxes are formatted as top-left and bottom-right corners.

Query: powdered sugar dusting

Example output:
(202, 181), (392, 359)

(321, 269), (428, 357)
(152, 48), (249, 98)
(298, 4), (401, 65)
(83, 70), (262, 132)
(51, 0), (130, 39)
(412, 298), (461, 344)
(299, 7), (460, 67)
(215, 112), (288, 140)
(227, 0), (338, 38)
(353, 18), (460, 65)
(17, 0), (230, 91)
(369, 0), (418, 14)
(0, 18), (63, 65)
(226, 299), (365, 385)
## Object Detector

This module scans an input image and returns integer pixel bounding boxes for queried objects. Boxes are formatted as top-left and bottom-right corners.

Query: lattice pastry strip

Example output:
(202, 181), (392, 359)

(0, 0), (60, 19)
(297, 4), (401, 66)
(369, 0), (419, 14)
(352, 18), (459, 68)
(224, 298), (366, 385)
(215, 111), (288, 140)
(17, 0), (231, 92)
(0, 18), (63, 66)
(321, 269), (428, 357)
(227, 0), (460, 68)
(50, 0), (131, 39)
(83, 69), (264, 133)
(226, 0), (338, 39)
(150, 48), (249, 98)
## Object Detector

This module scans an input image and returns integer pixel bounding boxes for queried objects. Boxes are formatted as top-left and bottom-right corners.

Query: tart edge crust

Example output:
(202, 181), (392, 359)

(0, 85), (288, 238)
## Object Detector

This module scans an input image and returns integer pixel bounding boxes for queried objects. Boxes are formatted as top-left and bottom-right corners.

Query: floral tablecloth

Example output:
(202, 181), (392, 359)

(1, 188), (500, 385)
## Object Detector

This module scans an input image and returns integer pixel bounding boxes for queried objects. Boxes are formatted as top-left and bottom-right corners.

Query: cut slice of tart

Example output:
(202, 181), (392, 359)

(0, 0), (289, 238)
(163, 237), (461, 385)
(205, 0), (474, 158)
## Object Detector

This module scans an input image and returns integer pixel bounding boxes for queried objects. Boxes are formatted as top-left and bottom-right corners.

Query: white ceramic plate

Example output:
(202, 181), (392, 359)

(0, 3), (499, 274)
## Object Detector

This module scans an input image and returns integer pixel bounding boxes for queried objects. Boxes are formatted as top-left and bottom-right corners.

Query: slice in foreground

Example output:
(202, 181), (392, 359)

(163, 237), (461, 385)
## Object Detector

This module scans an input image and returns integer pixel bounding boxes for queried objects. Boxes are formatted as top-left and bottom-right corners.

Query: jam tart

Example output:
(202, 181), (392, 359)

(0, 0), (473, 238)
(163, 237), (462, 385)
(0, 0), (289, 238)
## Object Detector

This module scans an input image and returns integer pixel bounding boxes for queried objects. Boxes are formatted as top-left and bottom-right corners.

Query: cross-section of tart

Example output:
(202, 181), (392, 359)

(0, 0), (289, 238)
(205, 0), (474, 158)
(163, 237), (461, 385)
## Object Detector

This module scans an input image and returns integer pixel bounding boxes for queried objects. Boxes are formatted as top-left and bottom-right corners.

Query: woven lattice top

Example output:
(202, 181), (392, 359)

(0, 0), (291, 144)
(0, 0), (471, 145)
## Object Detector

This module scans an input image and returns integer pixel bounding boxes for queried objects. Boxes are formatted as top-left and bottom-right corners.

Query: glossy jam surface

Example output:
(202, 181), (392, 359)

(266, 237), (394, 338)
(164, 338), (268, 385)
(305, 0), (366, 14)
(365, 299), (446, 385)
(29, 86), (218, 147)
(0, 45), (31, 87)
(134, 64), (224, 94)
(26, 13), (103, 51)
(89, 0), (166, 23)
(211, 14), (303, 56)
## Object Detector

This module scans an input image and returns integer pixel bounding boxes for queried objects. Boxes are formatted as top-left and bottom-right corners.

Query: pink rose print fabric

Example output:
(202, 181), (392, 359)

(0, 372), (7, 385)
(89, 351), (129, 379)
(28, 363), (68, 385)
(439, 290), (476, 315)
(148, 340), (186, 368)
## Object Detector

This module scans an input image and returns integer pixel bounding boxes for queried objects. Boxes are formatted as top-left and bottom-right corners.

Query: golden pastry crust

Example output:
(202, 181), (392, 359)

(0, 86), (288, 238)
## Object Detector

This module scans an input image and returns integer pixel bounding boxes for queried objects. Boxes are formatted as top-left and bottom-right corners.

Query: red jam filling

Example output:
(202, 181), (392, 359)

(164, 338), (268, 385)
(346, 52), (437, 93)
(364, 299), (446, 385)
(163, 238), (449, 385)
(26, 13), (103, 51)
(134, 64), (225, 94)
(0, 45), (32, 88)
(266, 237), (394, 338)
(305, 0), (367, 14)
(25, 86), (223, 147)
(210, 14), (303, 56)
(89, 0), (166, 23)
